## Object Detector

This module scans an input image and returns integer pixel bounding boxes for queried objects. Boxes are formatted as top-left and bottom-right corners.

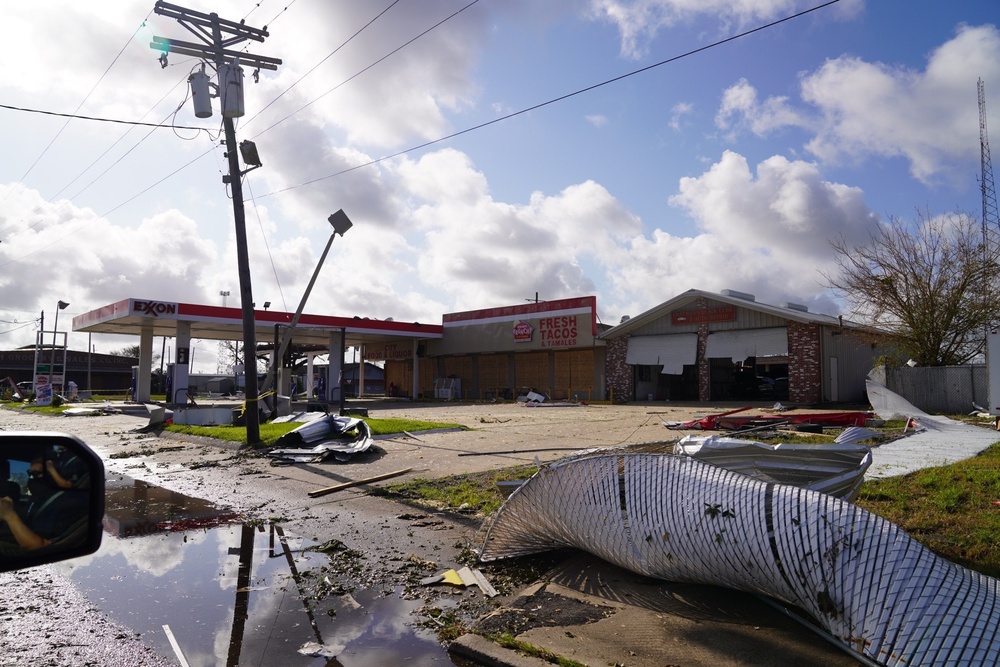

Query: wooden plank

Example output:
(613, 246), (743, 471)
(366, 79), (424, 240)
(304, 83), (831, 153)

(307, 468), (413, 498)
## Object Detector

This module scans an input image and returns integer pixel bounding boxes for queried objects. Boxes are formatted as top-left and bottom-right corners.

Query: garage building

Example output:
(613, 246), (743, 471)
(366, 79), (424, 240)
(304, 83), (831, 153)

(600, 289), (881, 404)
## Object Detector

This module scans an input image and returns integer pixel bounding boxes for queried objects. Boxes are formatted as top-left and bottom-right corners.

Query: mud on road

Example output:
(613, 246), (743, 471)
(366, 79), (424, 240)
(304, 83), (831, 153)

(2, 399), (874, 666)
(0, 400), (697, 664)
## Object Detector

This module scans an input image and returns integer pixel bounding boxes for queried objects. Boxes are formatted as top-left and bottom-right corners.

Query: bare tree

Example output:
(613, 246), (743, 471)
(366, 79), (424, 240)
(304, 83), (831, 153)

(825, 210), (1000, 366)
(111, 344), (140, 359)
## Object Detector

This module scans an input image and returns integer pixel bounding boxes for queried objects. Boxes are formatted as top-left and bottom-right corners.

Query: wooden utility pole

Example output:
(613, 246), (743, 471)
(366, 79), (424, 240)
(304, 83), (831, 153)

(150, 2), (281, 445)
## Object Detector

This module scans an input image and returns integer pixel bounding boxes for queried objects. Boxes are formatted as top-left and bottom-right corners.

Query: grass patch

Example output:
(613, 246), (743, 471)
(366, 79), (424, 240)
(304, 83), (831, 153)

(163, 416), (465, 447)
(372, 464), (538, 516)
(487, 633), (587, 667)
(856, 441), (1000, 577)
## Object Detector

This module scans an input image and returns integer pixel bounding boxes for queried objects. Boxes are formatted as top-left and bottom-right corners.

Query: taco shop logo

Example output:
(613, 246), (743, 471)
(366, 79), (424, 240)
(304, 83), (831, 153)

(512, 320), (533, 342)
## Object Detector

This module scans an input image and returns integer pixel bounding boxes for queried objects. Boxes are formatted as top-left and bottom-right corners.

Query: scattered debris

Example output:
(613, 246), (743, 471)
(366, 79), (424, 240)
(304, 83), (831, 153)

(664, 407), (872, 431)
(297, 641), (345, 659)
(421, 566), (497, 597)
(62, 407), (105, 417)
(834, 425), (881, 444)
(523, 401), (582, 408)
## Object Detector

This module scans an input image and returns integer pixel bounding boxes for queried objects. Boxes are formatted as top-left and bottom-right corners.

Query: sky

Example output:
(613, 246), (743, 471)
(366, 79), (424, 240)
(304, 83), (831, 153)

(1, 0), (998, 372)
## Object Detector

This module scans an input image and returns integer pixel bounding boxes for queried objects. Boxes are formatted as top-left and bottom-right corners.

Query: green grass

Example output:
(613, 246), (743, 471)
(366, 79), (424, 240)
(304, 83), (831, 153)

(372, 464), (539, 516)
(487, 633), (587, 667)
(856, 441), (1000, 577)
(163, 415), (465, 447)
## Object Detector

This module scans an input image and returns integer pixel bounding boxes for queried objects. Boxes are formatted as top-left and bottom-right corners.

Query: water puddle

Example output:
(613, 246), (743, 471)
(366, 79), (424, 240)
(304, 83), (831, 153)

(54, 474), (467, 666)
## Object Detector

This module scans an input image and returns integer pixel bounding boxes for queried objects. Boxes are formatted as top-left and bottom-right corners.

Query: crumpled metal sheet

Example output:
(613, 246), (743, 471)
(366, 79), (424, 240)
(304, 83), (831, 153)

(478, 452), (1000, 666)
(674, 435), (872, 501)
(267, 414), (373, 463)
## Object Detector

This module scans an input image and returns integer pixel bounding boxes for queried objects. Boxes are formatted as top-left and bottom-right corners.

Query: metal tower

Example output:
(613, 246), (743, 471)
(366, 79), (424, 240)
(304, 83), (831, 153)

(981, 78), (999, 237)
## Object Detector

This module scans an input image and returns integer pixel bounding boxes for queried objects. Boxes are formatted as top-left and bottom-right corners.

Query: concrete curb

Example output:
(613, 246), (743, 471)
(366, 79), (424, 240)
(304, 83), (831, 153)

(448, 634), (553, 667)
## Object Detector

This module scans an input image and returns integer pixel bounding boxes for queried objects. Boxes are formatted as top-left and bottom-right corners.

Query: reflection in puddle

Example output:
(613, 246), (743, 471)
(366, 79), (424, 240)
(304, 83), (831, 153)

(54, 475), (460, 666)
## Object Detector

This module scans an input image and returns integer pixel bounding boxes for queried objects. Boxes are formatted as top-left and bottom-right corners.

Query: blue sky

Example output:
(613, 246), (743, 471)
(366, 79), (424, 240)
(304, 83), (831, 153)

(1, 0), (998, 370)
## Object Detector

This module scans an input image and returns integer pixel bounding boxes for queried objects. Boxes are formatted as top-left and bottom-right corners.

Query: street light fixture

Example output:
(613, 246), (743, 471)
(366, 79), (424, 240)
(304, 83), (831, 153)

(259, 209), (353, 400)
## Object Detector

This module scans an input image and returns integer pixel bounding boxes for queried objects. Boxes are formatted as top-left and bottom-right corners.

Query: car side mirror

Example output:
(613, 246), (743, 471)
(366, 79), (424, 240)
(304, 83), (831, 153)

(0, 432), (104, 573)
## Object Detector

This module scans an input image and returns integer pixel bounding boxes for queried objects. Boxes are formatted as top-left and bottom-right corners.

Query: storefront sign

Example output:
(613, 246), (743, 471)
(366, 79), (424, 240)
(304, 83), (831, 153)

(671, 306), (736, 326)
(133, 300), (178, 317)
(539, 316), (578, 348)
(365, 343), (413, 361)
(512, 320), (533, 342)
(35, 384), (52, 406)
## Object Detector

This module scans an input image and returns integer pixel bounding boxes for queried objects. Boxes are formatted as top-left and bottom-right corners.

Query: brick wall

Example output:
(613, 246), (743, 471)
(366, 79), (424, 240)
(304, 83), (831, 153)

(697, 322), (710, 401)
(787, 321), (822, 403)
(605, 335), (632, 402)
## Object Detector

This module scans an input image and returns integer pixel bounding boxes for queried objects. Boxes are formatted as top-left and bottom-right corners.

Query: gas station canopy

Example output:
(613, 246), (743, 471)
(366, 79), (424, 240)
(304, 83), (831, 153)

(72, 298), (443, 348)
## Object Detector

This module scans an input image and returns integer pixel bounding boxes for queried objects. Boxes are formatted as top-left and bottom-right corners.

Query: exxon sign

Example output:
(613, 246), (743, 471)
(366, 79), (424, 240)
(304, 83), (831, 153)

(133, 300), (178, 317)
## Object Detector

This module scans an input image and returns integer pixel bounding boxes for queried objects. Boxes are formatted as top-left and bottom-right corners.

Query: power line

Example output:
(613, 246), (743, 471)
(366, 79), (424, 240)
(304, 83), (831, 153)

(245, 177), (289, 312)
(0, 102), (210, 132)
(253, 0), (842, 199)
(0, 0), (450, 260)
(1, 0), (841, 270)
(3, 13), (154, 195)
(249, 0), (479, 139)
(245, 0), (401, 126)
(0, 71), (217, 241)
(0, 320), (39, 336)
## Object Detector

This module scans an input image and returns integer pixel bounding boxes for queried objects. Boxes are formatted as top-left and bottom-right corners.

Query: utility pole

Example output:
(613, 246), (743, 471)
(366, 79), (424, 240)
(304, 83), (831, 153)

(151, 2), (281, 446)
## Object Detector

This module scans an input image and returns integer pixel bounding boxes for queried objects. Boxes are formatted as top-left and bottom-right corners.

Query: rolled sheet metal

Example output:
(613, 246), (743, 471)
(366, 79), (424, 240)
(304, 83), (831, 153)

(477, 453), (1000, 666)
(674, 435), (873, 501)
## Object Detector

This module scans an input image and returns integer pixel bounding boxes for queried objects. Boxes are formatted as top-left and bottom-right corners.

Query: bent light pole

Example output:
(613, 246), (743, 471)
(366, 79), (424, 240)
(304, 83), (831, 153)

(259, 210), (353, 400)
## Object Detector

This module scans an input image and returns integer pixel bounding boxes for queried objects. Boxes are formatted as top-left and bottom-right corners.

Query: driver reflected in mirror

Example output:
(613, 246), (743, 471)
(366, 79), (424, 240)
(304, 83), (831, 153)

(0, 447), (92, 556)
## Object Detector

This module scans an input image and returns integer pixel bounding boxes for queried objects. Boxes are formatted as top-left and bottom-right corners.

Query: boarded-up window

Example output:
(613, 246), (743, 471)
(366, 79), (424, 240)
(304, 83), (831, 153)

(515, 352), (549, 393)
(478, 355), (509, 397)
(384, 361), (409, 397)
(418, 359), (435, 398)
(554, 350), (594, 399)
(443, 356), (473, 384)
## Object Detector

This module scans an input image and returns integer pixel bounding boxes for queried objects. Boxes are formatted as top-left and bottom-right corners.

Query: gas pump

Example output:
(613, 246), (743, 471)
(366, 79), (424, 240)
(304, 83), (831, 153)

(165, 363), (174, 403)
(129, 366), (139, 402)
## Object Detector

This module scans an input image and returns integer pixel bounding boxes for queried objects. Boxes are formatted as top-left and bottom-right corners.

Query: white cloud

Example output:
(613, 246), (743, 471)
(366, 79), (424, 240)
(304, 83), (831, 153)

(249, 2), (487, 151)
(801, 24), (1000, 183)
(586, 114), (610, 128)
(669, 102), (693, 131)
(597, 150), (877, 317)
(715, 78), (807, 136)
(587, 0), (862, 59)
(396, 149), (641, 311)
(715, 25), (1000, 184)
